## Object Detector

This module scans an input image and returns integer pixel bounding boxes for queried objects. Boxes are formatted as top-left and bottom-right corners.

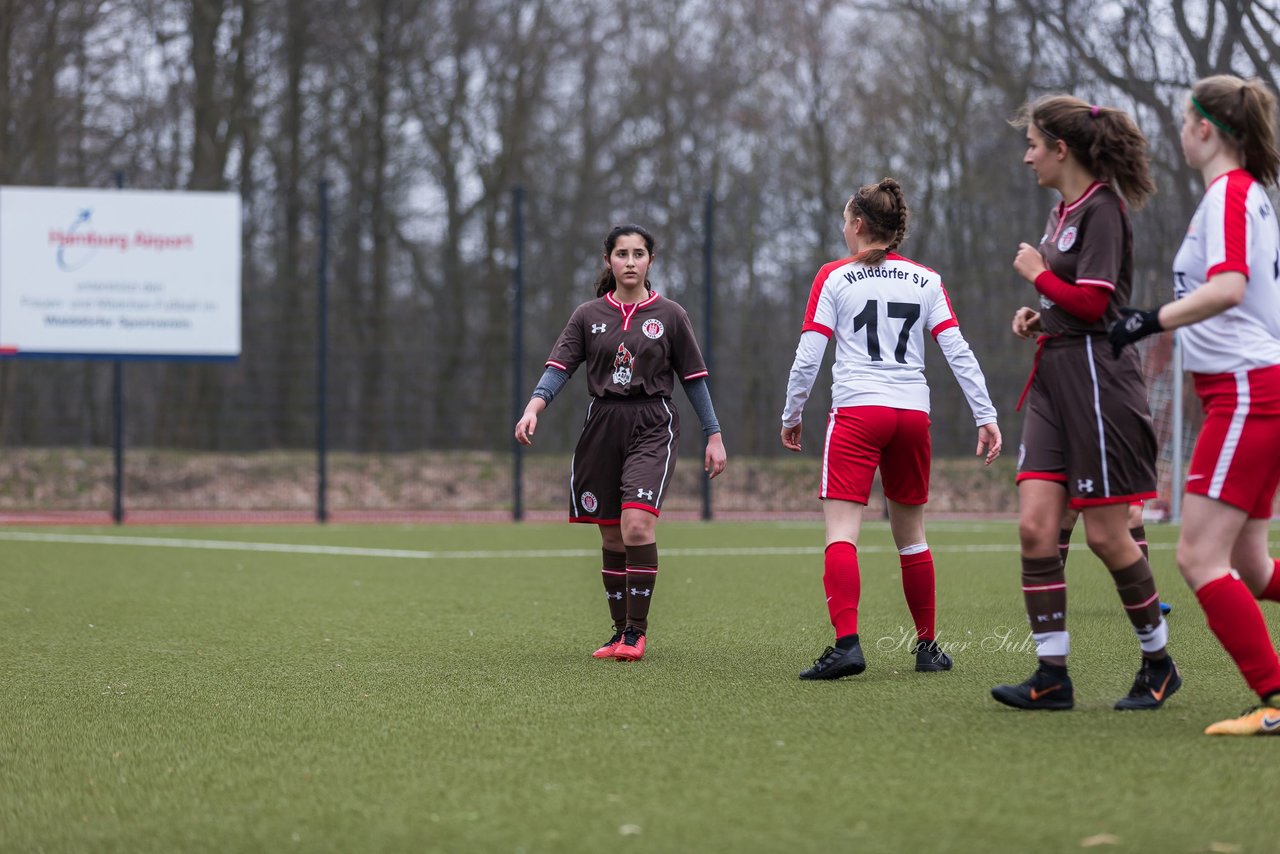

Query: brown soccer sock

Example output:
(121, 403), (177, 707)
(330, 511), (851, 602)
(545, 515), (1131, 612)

(625, 542), (659, 633)
(1022, 555), (1068, 665)
(1058, 528), (1073, 570)
(1129, 525), (1149, 560)
(1110, 556), (1167, 660)
(601, 548), (628, 631)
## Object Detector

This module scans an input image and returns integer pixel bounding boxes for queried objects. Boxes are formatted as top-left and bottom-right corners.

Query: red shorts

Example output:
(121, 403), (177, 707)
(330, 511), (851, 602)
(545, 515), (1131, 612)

(820, 406), (931, 505)
(1188, 365), (1280, 519)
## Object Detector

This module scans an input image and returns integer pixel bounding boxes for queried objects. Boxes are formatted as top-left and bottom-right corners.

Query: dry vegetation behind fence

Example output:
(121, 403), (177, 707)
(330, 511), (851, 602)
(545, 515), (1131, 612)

(0, 449), (1020, 516)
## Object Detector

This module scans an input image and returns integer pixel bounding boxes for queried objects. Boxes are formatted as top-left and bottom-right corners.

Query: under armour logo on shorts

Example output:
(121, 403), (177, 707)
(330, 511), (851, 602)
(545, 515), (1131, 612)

(636, 488), (654, 501)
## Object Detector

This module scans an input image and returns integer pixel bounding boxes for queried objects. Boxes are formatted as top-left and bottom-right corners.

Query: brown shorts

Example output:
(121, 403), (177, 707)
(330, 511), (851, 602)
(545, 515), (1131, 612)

(569, 396), (680, 523)
(1017, 335), (1157, 508)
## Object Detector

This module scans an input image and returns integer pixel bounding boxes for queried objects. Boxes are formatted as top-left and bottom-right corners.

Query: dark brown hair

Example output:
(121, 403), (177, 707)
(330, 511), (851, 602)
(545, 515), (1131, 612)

(594, 224), (656, 297)
(1011, 95), (1156, 209)
(844, 177), (908, 266)
(1191, 75), (1280, 186)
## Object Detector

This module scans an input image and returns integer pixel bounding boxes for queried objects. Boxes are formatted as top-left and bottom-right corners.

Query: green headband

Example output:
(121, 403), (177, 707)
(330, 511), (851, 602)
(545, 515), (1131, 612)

(1191, 95), (1239, 139)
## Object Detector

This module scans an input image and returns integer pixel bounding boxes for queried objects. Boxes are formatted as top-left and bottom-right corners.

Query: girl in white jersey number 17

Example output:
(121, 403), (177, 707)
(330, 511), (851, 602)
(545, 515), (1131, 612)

(780, 177), (1002, 681)
(1110, 75), (1280, 737)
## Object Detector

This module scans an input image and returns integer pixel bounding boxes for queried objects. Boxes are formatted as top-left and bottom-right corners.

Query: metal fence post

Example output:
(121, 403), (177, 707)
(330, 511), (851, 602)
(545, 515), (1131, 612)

(316, 179), (330, 523)
(512, 185), (526, 522)
(701, 190), (714, 521)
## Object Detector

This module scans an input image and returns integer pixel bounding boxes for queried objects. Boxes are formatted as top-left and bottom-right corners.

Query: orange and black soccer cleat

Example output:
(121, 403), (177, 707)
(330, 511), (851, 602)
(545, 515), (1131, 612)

(1114, 657), (1181, 710)
(991, 665), (1075, 710)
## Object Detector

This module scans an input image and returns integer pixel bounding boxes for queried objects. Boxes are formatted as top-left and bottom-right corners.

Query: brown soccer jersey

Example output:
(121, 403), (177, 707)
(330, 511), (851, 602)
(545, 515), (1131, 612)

(546, 292), (709, 398)
(1036, 182), (1133, 337)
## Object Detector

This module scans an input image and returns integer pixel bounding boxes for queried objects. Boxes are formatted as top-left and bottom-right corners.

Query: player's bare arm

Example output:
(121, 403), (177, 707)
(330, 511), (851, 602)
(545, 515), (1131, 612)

(514, 397), (546, 446)
(704, 432), (727, 479)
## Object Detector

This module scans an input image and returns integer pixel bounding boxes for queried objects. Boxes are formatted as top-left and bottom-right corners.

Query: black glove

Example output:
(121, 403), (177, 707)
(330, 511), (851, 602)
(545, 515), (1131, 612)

(1108, 306), (1162, 357)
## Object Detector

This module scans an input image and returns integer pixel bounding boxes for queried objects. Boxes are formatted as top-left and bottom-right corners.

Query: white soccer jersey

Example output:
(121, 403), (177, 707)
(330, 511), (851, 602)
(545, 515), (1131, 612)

(1173, 169), (1280, 374)
(781, 253), (997, 427)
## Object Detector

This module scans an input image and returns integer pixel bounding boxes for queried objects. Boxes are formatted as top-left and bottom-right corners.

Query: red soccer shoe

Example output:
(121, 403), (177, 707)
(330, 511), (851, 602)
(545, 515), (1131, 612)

(614, 627), (646, 662)
(592, 629), (625, 659)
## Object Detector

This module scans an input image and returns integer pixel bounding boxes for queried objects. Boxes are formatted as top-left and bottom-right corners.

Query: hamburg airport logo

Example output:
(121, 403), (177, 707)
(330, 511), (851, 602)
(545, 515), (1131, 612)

(54, 209), (112, 272)
(47, 209), (194, 271)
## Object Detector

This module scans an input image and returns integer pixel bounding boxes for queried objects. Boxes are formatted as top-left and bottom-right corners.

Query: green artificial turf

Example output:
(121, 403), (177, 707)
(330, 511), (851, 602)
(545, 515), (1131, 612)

(0, 521), (1275, 853)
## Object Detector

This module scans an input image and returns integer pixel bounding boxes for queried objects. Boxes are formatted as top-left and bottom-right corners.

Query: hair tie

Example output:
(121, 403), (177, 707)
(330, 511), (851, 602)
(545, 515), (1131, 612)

(1089, 105), (1100, 118)
(1191, 94), (1239, 138)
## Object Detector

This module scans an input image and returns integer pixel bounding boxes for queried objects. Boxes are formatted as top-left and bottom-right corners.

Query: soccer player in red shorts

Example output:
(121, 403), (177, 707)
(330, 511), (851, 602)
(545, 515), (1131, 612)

(781, 177), (1002, 680)
(515, 224), (726, 663)
(992, 95), (1179, 713)
(1110, 75), (1280, 735)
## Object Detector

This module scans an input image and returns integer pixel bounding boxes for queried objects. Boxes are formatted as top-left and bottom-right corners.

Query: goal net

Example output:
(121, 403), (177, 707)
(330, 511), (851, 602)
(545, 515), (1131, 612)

(1138, 331), (1199, 523)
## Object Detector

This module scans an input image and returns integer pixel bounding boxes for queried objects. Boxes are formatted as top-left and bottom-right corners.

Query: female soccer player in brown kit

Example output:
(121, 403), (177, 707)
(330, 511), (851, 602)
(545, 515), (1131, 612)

(992, 95), (1180, 712)
(781, 178), (1002, 680)
(514, 224), (726, 662)
(1110, 75), (1280, 735)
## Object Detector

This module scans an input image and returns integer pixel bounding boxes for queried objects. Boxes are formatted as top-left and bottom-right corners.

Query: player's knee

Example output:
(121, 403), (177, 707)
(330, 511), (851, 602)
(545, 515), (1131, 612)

(1018, 517), (1056, 554)
(620, 515), (656, 545)
(1085, 528), (1135, 567)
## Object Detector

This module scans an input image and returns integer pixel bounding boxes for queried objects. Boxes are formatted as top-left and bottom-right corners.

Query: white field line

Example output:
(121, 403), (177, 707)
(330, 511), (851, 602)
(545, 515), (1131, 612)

(0, 530), (1177, 561)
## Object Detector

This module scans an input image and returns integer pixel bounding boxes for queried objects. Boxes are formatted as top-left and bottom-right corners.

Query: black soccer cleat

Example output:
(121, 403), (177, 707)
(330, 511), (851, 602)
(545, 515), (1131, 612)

(1114, 656), (1181, 710)
(799, 641), (866, 680)
(914, 639), (953, 673)
(991, 666), (1075, 710)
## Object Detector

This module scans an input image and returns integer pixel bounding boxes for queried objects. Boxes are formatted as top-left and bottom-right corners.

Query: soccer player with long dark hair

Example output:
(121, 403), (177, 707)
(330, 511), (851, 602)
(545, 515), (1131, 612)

(515, 224), (726, 663)
(992, 95), (1179, 712)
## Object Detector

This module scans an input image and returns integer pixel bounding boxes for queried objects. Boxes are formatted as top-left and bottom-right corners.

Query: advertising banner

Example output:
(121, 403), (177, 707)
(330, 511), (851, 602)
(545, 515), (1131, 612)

(0, 186), (241, 359)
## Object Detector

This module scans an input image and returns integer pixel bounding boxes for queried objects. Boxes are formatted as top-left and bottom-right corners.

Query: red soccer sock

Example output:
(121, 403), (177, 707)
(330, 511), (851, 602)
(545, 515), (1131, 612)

(1259, 559), (1280, 603)
(823, 541), (860, 637)
(1196, 573), (1280, 699)
(899, 547), (936, 641)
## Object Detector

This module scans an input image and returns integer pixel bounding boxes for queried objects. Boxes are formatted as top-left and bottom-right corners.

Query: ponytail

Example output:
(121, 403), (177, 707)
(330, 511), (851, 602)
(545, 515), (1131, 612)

(1191, 75), (1280, 186)
(1012, 95), (1156, 209)
(846, 177), (909, 266)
